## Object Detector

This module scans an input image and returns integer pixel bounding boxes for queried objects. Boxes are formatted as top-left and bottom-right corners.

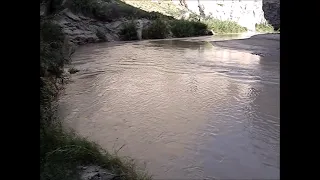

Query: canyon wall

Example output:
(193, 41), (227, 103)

(173, 0), (280, 31)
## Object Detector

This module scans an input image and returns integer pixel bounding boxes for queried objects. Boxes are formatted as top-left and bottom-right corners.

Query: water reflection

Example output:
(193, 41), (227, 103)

(59, 35), (279, 179)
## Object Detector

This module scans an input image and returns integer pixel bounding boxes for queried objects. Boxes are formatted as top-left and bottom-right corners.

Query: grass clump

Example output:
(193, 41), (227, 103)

(255, 23), (274, 33)
(40, 126), (151, 180)
(142, 19), (170, 39)
(119, 21), (138, 41)
(204, 19), (247, 34)
(169, 20), (208, 38)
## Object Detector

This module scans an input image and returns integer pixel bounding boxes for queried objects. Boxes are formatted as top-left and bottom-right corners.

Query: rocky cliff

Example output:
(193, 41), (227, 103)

(40, 0), (155, 47)
(172, 0), (279, 31)
(52, 9), (151, 45)
(262, 0), (280, 30)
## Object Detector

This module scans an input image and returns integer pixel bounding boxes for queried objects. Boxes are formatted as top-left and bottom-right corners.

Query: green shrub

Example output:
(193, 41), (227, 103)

(170, 20), (195, 38)
(191, 21), (208, 36)
(40, 20), (65, 128)
(255, 23), (274, 33)
(142, 19), (170, 39)
(40, 21), (65, 78)
(187, 13), (201, 21)
(40, 21), (64, 44)
(169, 20), (208, 38)
(119, 21), (138, 41)
(204, 19), (247, 34)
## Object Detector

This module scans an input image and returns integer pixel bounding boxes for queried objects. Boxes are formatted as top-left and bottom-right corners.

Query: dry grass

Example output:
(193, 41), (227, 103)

(255, 23), (275, 33)
(40, 125), (151, 180)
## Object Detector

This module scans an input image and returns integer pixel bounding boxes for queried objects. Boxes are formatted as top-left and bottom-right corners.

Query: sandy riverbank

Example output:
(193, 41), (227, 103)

(211, 33), (280, 57)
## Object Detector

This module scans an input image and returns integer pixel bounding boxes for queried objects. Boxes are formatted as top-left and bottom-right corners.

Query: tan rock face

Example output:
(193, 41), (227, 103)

(172, 0), (266, 31)
(173, 0), (279, 30)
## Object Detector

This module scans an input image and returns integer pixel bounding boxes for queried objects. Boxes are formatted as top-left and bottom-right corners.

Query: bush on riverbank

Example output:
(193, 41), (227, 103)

(124, 18), (209, 40)
(40, 20), (65, 78)
(169, 20), (208, 38)
(119, 21), (138, 40)
(40, 20), (150, 180)
(203, 19), (247, 34)
(40, 20), (65, 130)
(179, 12), (246, 34)
(142, 19), (170, 39)
(255, 23), (274, 33)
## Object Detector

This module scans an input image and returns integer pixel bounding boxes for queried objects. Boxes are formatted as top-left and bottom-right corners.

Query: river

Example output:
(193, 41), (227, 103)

(58, 34), (279, 179)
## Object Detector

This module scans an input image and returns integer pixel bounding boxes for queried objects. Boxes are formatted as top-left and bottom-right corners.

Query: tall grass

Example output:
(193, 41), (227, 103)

(169, 20), (208, 38)
(119, 21), (138, 40)
(203, 19), (247, 34)
(40, 125), (151, 180)
(142, 19), (170, 39)
(255, 23), (275, 33)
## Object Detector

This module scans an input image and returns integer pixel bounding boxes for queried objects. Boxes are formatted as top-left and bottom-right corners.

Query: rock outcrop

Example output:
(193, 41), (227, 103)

(50, 9), (151, 46)
(262, 0), (280, 30)
(79, 166), (116, 180)
(53, 9), (120, 45)
(41, 0), (153, 46)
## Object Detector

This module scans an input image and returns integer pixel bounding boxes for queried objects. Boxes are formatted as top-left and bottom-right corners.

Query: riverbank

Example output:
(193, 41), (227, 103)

(211, 33), (280, 57)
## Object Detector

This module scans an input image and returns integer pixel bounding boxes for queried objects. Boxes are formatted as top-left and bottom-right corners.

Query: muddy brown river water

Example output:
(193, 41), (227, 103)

(59, 34), (279, 179)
